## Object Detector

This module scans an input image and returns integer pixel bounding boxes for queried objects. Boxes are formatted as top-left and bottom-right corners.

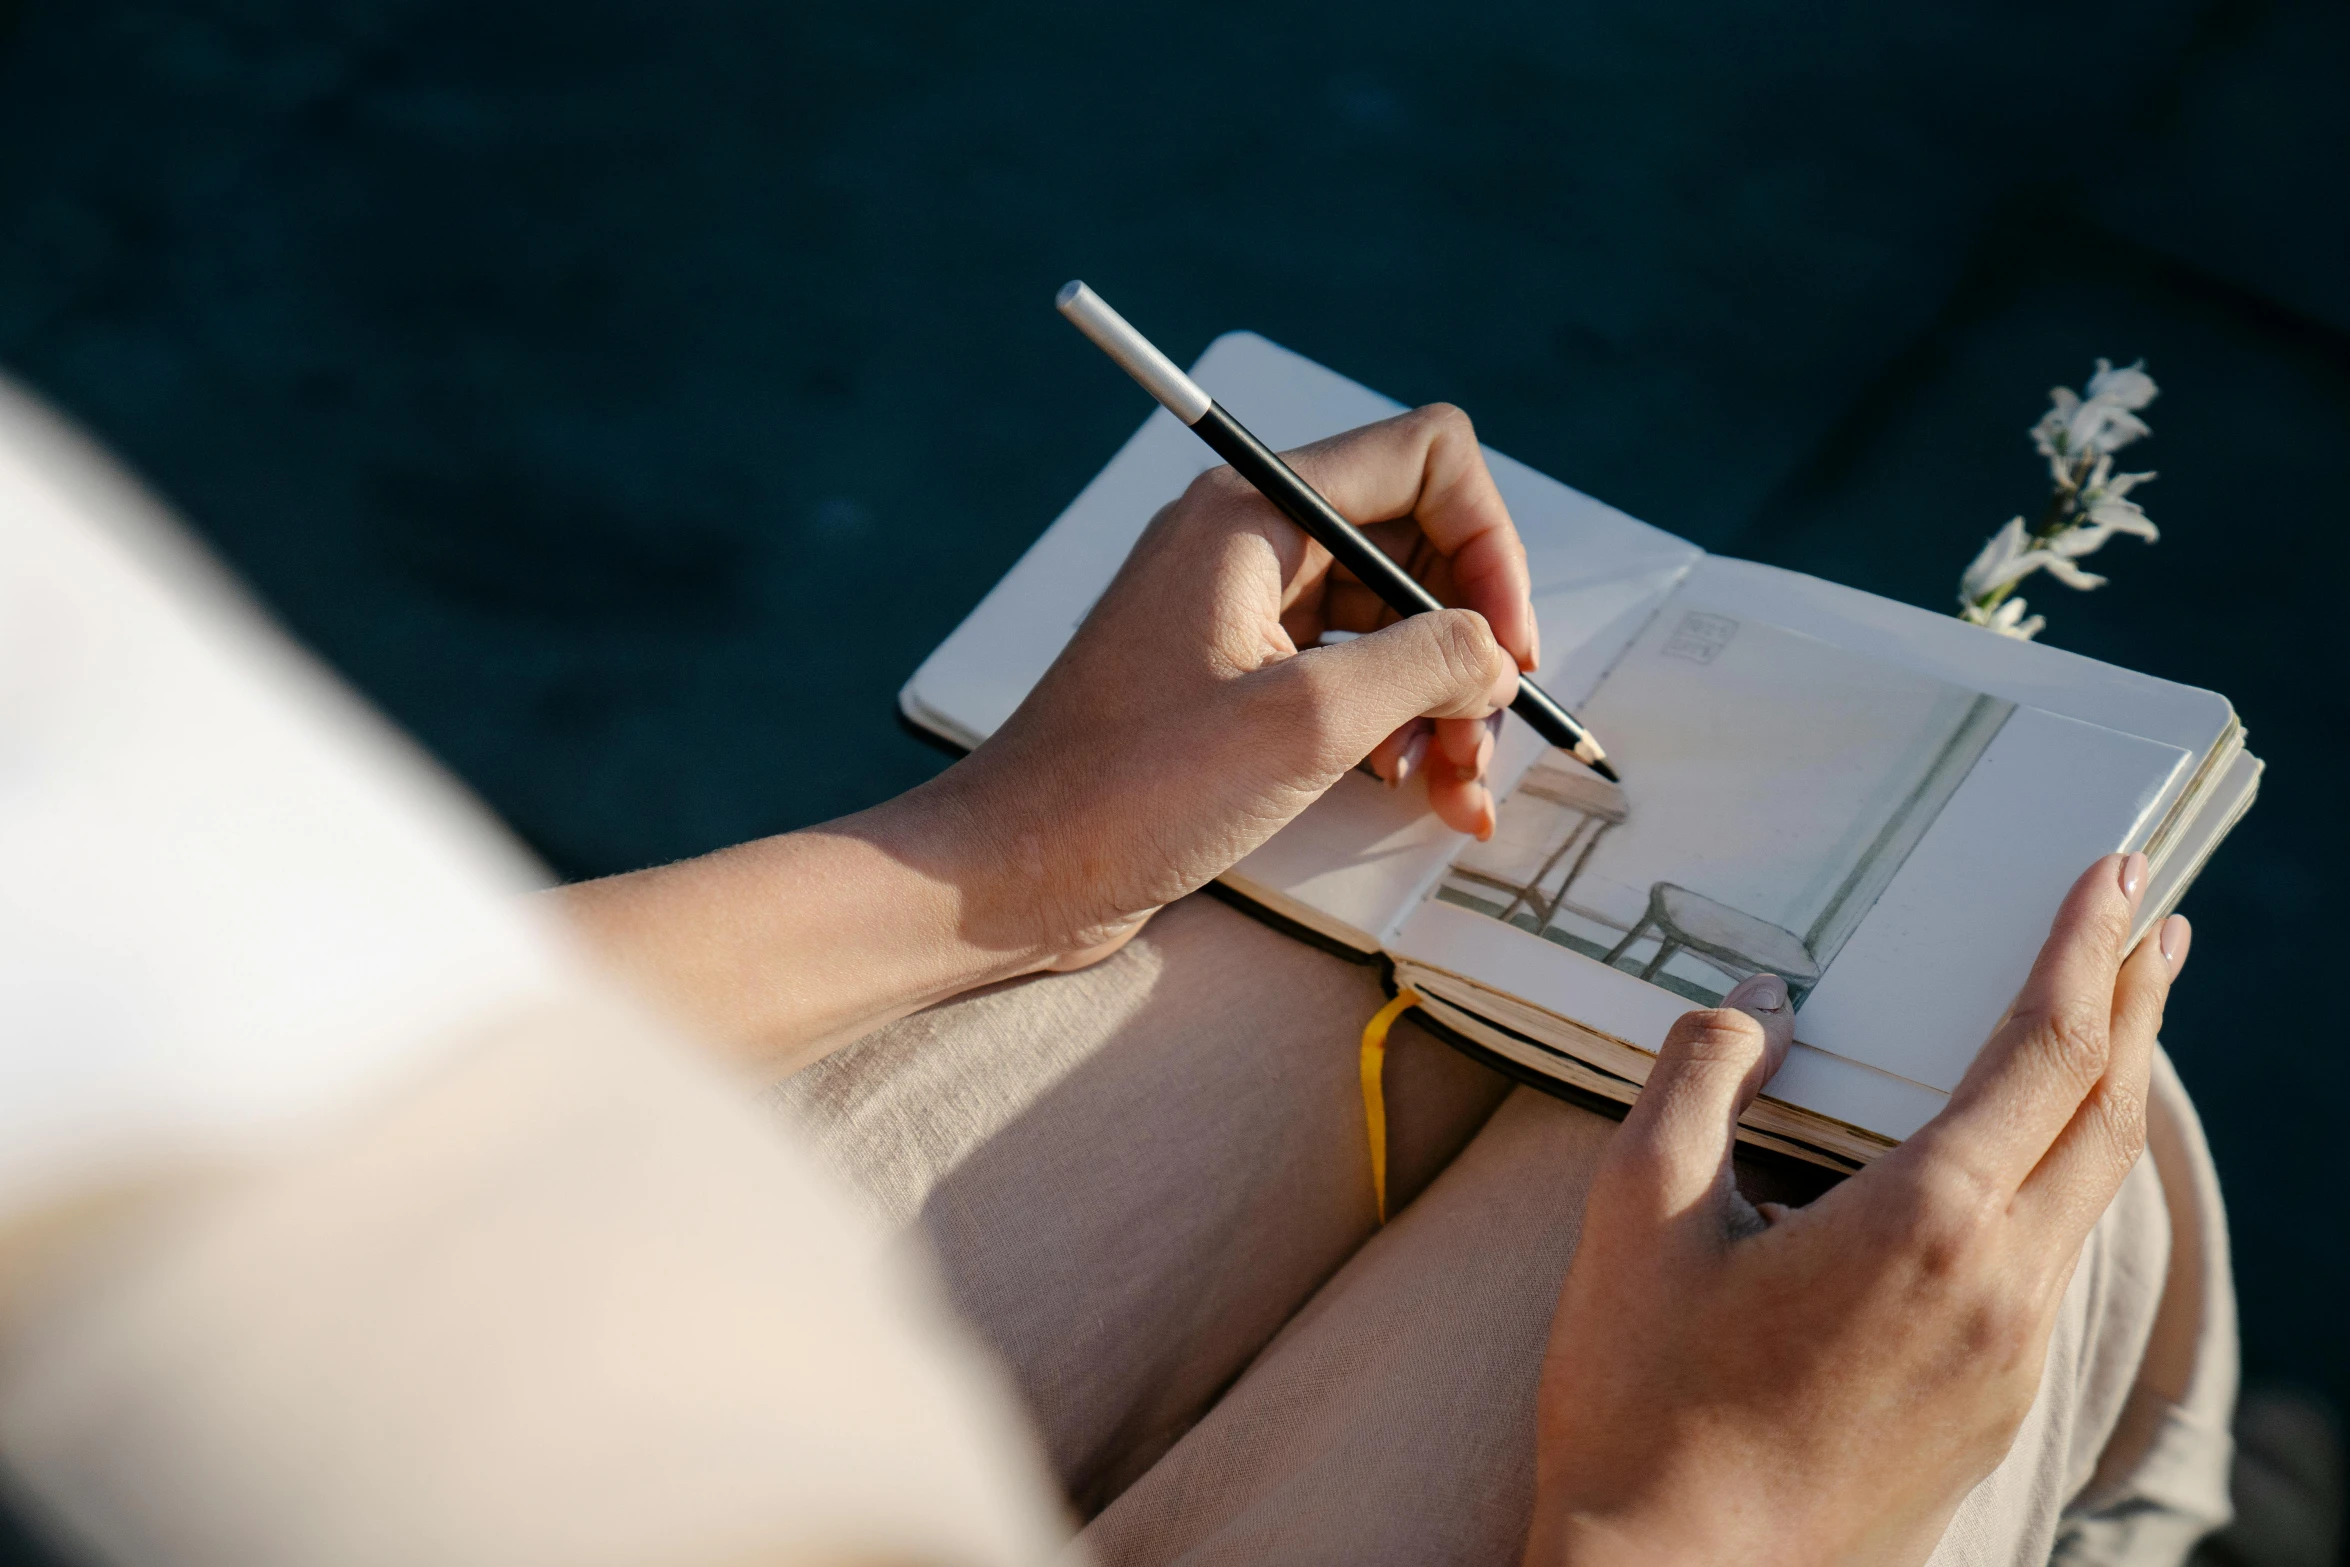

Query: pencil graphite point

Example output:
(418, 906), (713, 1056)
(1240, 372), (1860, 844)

(1571, 735), (1619, 783)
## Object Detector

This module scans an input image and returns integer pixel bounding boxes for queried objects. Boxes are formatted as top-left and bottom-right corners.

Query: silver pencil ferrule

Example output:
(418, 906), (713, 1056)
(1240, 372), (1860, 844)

(1056, 281), (1213, 425)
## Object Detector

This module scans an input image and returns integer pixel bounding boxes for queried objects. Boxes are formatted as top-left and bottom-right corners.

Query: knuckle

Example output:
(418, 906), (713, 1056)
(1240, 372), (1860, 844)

(2103, 1086), (2149, 1160)
(1910, 1224), (1973, 1286)
(1410, 401), (1475, 440)
(1423, 608), (1497, 690)
(1953, 1293), (2040, 1377)
(2086, 894), (2134, 953)
(1665, 1008), (1766, 1068)
(1901, 1167), (2003, 1280)
(1179, 464), (1252, 516)
(2029, 999), (2111, 1088)
(2088, 1085), (2149, 1180)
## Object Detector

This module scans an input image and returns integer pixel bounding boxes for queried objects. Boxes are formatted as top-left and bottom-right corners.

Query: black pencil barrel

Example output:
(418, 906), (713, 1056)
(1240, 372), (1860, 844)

(1190, 403), (1443, 616)
(1504, 677), (1612, 776)
(1190, 401), (1604, 767)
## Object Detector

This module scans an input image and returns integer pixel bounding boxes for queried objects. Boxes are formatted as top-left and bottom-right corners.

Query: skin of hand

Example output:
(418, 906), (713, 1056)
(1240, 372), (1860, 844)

(559, 404), (1536, 1074)
(1524, 854), (2193, 1567)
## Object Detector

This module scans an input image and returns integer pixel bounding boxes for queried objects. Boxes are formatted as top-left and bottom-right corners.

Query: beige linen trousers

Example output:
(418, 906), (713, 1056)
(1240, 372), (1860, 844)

(775, 892), (2240, 1567)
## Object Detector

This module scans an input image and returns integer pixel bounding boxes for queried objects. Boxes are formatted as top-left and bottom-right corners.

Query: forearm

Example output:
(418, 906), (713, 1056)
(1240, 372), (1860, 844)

(554, 781), (1054, 1078)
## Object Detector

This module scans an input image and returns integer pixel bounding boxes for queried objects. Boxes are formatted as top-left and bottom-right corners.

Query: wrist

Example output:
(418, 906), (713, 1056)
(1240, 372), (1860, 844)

(851, 772), (1071, 974)
(898, 746), (1132, 963)
(554, 782), (1062, 1077)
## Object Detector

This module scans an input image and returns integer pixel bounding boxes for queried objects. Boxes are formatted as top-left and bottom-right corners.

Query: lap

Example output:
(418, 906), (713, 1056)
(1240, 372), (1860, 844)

(775, 896), (2231, 1564)
(1077, 1085), (1612, 1564)
(1081, 1090), (2180, 1567)
(768, 892), (1511, 1511)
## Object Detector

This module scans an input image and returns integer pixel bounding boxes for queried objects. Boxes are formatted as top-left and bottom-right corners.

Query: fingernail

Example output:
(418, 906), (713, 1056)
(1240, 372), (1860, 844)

(1723, 972), (1788, 1014)
(2159, 914), (2191, 970)
(1395, 732), (1429, 788)
(2118, 852), (2147, 900)
(1475, 791), (1495, 842)
(1467, 722), (1495, 779)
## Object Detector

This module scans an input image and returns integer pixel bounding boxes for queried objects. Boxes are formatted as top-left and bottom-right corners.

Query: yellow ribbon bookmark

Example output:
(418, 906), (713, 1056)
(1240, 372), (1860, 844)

(1359, 988), (1421, 1226)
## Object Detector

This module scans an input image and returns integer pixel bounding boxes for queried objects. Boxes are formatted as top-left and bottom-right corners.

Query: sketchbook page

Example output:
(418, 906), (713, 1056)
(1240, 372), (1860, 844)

(904, 329), (1699, 944)
(1394, 723), (2192, 1141)
(1683, 557), (2232, 844)
(1394, 598), (2015, 1138)
(1391, 591), (2191, 1140)
(1434, 609), (2038, 1011)
(1394, 898), (1952, 1139)
(1335, 444), (1702, 945)
(1793, 705), (2190, 1092)
(1239, 446), (1698, 948)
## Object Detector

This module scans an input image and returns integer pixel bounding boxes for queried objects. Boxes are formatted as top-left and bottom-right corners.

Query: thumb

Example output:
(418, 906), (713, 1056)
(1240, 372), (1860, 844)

(1277, 608), (1519, 763)
(1605, 973), (1795, 1236)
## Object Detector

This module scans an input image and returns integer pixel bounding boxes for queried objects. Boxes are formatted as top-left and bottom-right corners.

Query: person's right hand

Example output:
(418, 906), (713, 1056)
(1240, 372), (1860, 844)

(927, 403), (1533, 970)
(560, 406), (1533, 1069)
(1525, 853), (2191, 1566)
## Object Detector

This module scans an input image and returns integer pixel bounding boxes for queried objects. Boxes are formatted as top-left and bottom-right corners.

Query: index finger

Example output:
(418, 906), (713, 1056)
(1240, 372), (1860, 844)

(1282, 405), (1538, 672)
(2015, 911), (2185, 1244)
(1899, 853), (2147, 1197)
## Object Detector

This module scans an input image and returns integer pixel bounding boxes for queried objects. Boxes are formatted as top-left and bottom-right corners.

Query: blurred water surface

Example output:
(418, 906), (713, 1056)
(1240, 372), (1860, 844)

(1, 0), (2345, 1516)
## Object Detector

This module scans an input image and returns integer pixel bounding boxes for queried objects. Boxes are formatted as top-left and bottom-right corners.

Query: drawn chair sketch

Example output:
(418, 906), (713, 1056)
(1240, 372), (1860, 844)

(1600, 882), (1824, 993)
(1488, 765), (1630, 936)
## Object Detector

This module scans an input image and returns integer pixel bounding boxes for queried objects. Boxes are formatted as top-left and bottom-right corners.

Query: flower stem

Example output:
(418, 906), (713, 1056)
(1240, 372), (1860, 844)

(1968, 450), (2091, 621)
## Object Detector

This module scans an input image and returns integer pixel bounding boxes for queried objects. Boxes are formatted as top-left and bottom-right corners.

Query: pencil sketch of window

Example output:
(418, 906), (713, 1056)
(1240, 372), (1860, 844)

(1438, 609), (2014, 1007)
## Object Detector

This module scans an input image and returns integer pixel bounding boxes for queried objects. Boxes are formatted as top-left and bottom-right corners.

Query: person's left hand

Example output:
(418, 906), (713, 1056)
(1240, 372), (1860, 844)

(928, 402), (1539, 969)
(1523, 854), (2190, 1566)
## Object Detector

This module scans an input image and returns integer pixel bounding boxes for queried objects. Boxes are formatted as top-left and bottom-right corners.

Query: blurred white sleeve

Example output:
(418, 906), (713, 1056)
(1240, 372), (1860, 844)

(0, 379), (1072, 1567)
(0, 376), (573, 1214)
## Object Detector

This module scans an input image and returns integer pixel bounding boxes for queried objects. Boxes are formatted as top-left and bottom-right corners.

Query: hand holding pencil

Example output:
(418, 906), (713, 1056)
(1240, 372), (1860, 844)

(910, 409), (1532, 1003)
(1056, 280), (1617, 782)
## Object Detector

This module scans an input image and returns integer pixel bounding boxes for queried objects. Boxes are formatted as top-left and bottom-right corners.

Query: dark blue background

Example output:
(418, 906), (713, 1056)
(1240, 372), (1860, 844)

(2, 2), (2344, 1553)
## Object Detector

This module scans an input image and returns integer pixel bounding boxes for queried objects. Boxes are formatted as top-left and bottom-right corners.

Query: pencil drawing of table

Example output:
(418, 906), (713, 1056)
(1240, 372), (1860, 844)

(1487, 765), (1630, 936)
(1599, 882), (1824, 992)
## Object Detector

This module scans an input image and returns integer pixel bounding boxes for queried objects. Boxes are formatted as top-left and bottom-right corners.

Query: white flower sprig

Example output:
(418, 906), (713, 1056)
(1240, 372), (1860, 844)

(1959, 359), (2161, 641)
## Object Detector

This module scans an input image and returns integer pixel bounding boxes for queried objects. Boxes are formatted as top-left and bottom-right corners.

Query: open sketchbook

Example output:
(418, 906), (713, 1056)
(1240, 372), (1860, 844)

(903, 334), (2260, 1171)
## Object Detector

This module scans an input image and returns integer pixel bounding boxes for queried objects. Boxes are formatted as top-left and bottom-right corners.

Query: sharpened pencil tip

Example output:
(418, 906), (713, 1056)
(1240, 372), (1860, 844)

(1589, 757), (1620, 784)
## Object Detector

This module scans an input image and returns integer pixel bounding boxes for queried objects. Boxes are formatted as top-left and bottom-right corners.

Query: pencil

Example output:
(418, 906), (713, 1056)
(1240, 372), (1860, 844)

(1055, 280), (1618, 783)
